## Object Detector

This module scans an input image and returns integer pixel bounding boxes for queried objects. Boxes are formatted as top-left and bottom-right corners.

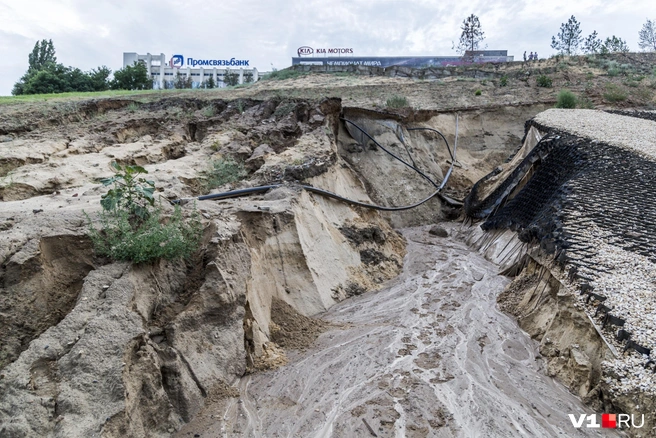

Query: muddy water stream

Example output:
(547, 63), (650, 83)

(183, 224), (616, 438)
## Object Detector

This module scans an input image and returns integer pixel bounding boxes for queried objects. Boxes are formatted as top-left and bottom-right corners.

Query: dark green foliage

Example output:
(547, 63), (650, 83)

(100, 162), (155, 220)
(88, 162), (202, 264)
(13, 40), (111, 95)
(28, 39), (57, 73)
(206, 76), (216, 89)
(88, 206), (202, 264)
(583, 31), (603, 54)
(556, 90), (577, 108)
(475, 89), (482, 96)
(536, 75), (553, 88)
(499, 75), (508, 87)
(551, 15), (583, 55)
(111, 61), (152, 90)
(601, 36), (630, 53)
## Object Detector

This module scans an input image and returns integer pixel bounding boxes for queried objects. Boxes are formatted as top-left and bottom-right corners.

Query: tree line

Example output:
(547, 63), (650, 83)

(456, 14), (656, 57)
(12, 40), (152, 95)
(14, 18), (656, 96)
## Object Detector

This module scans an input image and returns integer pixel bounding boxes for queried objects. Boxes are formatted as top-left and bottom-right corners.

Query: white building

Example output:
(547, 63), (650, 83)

(123, 53), (259, 89)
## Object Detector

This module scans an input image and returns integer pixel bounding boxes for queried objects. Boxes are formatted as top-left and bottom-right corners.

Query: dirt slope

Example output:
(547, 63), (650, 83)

(1, 54), (653, 437)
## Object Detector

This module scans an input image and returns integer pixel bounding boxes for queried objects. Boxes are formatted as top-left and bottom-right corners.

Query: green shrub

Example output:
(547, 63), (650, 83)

(536, 75), (553, 88)
(100, 162), (154, 220)
(608, 67), (620, 77)
(603, 84), (627, 102)
(203, 104), (216, 117)
(203, 158), (246, 190)
(386, 95), (409, 108)
(475, 89), (482, 96)
(499, 75), (508, 87)
(89, 162), (201, 263)
(555, 90), (577, 108)
(88, 205), (201, 264)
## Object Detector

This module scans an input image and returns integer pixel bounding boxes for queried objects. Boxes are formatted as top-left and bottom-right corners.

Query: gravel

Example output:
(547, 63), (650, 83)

(533, 109), (656, 398)
(534, 109), (656, 160)
(569, 224), (656, 397)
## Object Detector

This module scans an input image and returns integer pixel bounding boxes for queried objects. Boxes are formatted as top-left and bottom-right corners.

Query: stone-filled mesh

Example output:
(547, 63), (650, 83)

(465, 120), (656, 270)
(607, 109), (656, 124)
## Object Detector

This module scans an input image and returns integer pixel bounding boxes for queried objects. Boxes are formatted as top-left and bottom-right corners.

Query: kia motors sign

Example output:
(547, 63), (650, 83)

(297, 46), (354, 56)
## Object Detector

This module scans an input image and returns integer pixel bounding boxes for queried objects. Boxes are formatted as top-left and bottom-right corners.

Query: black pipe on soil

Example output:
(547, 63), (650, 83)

(173, 116), (462, 209)
(407, 127), (454, 161)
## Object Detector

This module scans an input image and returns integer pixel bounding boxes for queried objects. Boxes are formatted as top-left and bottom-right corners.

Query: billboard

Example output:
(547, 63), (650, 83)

(292, 50), (512, 68)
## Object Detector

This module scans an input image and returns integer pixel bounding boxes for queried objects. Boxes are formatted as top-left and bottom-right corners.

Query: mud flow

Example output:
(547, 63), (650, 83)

(178, 225), (615, 438)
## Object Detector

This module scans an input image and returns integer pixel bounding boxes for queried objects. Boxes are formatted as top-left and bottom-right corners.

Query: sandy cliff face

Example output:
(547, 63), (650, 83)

(0, 97), (410, 437)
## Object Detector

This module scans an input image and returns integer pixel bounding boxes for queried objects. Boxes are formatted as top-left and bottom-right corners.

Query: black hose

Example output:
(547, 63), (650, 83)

(198, 185), (281, 201)
(172, 116), (461, 209)
(407, 127), (454, 161)
(340, 118), (440, 189)
(300, 185), (441, 211)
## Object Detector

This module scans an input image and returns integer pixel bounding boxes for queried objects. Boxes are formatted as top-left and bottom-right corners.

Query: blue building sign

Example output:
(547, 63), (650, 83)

(169, 54), (250, 68)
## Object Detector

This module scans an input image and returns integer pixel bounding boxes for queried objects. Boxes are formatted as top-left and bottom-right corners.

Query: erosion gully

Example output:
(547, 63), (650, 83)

(178, 224), (617, 438)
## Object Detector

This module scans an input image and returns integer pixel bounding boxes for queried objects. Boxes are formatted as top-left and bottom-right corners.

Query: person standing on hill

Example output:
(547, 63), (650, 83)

(523, 51), (527, 61)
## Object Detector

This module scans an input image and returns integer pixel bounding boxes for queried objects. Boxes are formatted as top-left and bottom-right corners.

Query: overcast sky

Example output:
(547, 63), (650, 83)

(1, 0), (655, 95)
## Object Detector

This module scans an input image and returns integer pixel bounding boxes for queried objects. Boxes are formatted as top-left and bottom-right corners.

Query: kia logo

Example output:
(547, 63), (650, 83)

(297, 46), (314, 56)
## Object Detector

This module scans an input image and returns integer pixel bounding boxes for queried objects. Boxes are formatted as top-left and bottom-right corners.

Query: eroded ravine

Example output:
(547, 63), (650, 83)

(178, 224), (615, 438)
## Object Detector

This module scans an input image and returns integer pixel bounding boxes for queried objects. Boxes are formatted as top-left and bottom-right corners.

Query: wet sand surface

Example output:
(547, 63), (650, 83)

(180, 225), (618, 438)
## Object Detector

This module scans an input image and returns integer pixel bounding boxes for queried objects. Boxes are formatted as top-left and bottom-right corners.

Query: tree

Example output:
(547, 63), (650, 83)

(28, 39), (57, 73)
(551, 15), (583, 55)
(21, 68), (67, 95)
(111, 61), (152, 90)
(601, 36), (630, 53)
(455, 14), (485, 55)
(172, 71), (192, 89)
(13, 40), (110, 95)
(87, 66), (112, 91)
(583, 31), (603, 54)
(638, 18), (656, 51)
